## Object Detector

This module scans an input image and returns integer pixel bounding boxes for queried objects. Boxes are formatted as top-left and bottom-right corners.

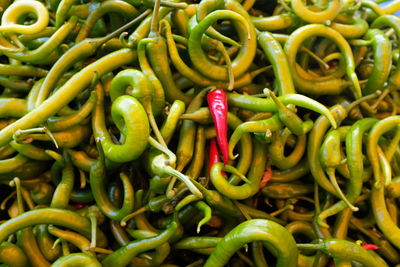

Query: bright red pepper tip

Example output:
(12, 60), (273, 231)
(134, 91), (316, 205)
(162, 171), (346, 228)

(208, 138), (220, 175)
(208, 138), (227, 177)
(259, 167), (272, 188)
(361, 244), (379, 250)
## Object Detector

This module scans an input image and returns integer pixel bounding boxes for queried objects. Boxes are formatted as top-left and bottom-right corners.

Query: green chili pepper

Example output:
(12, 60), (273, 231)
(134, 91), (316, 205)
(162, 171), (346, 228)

(291, 0), (343, 23)
(52, 253), (102, 267)
(93, 81), (150, 163)
(298, 238), (381, 267)
(102, 221), (178, 267)
(89, 141), (135, 221)
(34, 224), (61, 261)
(285, 24), (361, 98)
(362, 29), (392, 95)
(16, 228), (51, 267)
(210, 138), (267, 199)
(204, 219), (298, 267)
(0, 241), (28, 267)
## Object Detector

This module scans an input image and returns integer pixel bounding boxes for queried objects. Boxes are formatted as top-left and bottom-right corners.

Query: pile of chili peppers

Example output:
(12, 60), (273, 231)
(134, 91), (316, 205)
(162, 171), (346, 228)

(1, 0), (400, 266)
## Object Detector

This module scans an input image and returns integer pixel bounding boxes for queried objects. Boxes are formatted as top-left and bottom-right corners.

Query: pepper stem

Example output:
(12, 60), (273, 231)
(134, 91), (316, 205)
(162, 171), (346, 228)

(148, 136), (176, 164)
(249, 65), (273, 78)
(0, 191), (16, 210)
(269, 203), (294, 217)
(52, 238), (62, 249)
(327, 168), (359, 211)
(88, 206), (98, 249)
(0, 35), (23, 52)
(189, 178), (211, 199)
(150, 0), (161, 35)
(224, 165), (251, 184)
(345, 91), (381, 113)
(9, 177), (23, 215)
(216, 41), (234, 90)
(164, 166), (203, 199)
(300, 46), (330, 70)
(371, 87), (391, 110)
(233, 200), (252, 220)
(13, 127), (59, 148)
(120, 207), (147, 227)
(148, 112), (167, 148)
(98, 9), (152, 45)
(166, 176), (177, 199)
(21, 187), (35, 210)
(9, 34), (25, 51)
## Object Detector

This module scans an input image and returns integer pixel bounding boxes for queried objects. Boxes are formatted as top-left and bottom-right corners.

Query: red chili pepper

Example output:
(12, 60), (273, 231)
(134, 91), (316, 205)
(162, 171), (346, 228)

(207, 88), (229, 165)
(72, 203), (87, 210)
(361, 244), (379, 250)
(259, 166), (272, 188)
(328, 61), (338, 68)
(208, 138), (221, 175)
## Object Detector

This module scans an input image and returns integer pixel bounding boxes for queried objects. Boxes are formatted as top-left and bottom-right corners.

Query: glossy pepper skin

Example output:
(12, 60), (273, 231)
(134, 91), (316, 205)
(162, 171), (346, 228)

(204, 219), (298, 267)
(207, 88), (229, 165)
(2, 0), (400, 266)
(208, 138), (221, 175)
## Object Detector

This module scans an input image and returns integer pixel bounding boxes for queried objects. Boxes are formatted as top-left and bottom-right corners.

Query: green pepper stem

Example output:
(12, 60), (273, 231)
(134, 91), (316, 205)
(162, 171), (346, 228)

(216, 41), (234, 90)
(223, 165), (251, 184)
(52, 238), (62, 249)
(150, 0), (161, 34)
(233, 200), (252, 220)
(166, 176), (177, 199)
(371, 87), (391, 110)
(327, 168), (358, 212)
(120, 207), (147, 227)
(148, 136), (176, 164)
(300, 46), (330, 70)
(189, 179), (217, 202)
(345, 91), (381, 113)
(148, 112), (167, 148)
(9, 177), (24, 215)
(99, 9), (152, 45)
(13, 127), (59, 148)
(88, 207), (98, 249)
(164, 166), (203, 199)
(269, 203), (294, 217)
(0, 191), (16, 210)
